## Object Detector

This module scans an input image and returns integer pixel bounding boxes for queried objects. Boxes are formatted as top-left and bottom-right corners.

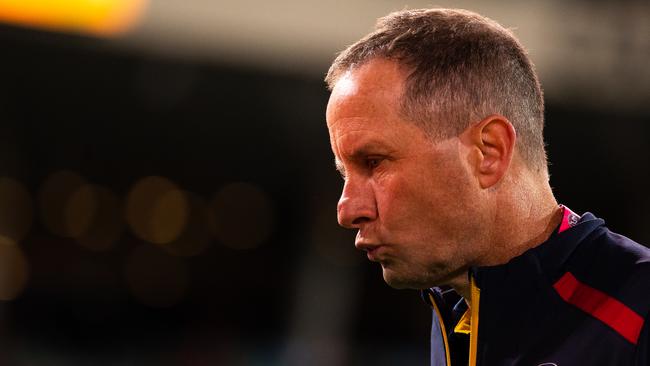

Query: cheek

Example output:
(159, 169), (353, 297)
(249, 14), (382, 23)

(374, 164), (475, 236)
(373, 174), (437, 231)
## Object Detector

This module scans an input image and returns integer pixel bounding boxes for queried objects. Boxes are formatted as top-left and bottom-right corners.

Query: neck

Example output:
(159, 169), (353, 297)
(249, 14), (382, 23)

(452, 173), (562, 304)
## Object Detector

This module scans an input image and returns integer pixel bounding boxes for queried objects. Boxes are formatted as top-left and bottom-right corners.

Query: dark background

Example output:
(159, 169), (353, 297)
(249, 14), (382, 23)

(0, 11), (649, 366)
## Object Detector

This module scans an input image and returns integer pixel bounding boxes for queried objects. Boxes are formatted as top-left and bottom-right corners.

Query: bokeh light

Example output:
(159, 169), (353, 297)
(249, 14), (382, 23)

(208, 182), (274, 250)
(125, 176), (189, 245)
(64, 181), (97, 238)
(0, 0), (149, 37)
(124, 244), (189, 308)
(38, 170), (91, 238)
(0, 177), (33, 244)
(162, 192), (211, 257)
(0, 236), (29, 301)
(75, 185), (124, 252)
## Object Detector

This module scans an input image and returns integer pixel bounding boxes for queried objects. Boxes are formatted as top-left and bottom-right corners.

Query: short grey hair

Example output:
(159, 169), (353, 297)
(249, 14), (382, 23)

(326, 8), (547, 173)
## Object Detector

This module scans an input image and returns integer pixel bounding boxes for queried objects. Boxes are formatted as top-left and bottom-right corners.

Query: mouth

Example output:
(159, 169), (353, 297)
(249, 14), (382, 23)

(366, 246), (384, 262)
(355, 241), (384, 262)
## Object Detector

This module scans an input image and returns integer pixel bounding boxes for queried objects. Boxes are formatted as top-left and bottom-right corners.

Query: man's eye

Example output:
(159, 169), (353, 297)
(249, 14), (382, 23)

(366, 157), (382, 169)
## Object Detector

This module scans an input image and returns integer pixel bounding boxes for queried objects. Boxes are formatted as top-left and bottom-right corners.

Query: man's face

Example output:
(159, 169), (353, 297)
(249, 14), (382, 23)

(326, 58), (485, 289)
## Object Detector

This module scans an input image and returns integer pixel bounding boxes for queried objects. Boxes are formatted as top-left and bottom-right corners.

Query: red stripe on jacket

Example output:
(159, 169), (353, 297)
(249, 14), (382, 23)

(553, 272), (644, 345)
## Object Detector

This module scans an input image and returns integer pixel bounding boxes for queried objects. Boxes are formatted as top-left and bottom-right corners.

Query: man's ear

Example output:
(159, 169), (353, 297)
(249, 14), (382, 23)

(462, 115), (516, 189)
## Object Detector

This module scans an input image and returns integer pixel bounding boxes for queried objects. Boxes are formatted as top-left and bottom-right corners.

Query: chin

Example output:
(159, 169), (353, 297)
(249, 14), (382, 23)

(382, 267), (429, 290)
(382, 263), (458, 290)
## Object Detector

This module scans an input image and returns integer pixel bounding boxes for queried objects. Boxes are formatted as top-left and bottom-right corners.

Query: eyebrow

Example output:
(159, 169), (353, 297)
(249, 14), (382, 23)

(333, 141), (392, 178)
(346, 141), (387, 158)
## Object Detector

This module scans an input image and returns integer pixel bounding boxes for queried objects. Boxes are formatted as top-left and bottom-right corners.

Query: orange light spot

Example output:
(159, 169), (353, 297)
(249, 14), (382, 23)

(0, 0), (149, 37)
(125, 176), (188, 245)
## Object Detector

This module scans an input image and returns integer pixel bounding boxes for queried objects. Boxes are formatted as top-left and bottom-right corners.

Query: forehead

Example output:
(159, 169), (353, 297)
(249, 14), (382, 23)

(326, 59), (437, 167)
(326, 58), (407, 126)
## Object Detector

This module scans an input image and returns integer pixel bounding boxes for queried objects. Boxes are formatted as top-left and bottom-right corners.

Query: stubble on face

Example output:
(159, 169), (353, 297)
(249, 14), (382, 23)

(327, 58), (488, 290)
(376, 139), (484, 289)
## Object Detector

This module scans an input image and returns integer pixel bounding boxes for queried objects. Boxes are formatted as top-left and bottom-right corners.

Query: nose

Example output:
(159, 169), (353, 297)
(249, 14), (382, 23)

(337, 178), (377, 229)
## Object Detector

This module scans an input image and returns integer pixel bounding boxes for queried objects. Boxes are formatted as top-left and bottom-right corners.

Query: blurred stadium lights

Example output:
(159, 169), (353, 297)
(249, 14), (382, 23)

(63, 180), (98, 238)
(23, 170), (278, 255)
(125, 176), (189, 245)
(74, 185), (125, 252)
(0, 0), (149, 37)
(0, 172), (281, 304)
(37, 171), (125, 251)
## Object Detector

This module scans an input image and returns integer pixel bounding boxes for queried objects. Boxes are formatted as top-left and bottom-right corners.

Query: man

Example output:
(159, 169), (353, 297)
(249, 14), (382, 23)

(324, 8), (650, 366)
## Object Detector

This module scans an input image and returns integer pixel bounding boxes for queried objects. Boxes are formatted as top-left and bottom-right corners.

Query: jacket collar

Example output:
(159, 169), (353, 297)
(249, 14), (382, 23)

(471, 211), (605, 289)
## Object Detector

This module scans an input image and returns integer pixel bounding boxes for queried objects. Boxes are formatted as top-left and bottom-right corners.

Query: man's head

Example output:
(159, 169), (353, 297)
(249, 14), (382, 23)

(326, 9), (550, 290)
(326, 8), (546, 173)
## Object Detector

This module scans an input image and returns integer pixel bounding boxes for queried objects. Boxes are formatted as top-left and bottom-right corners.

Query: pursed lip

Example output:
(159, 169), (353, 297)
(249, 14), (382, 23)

(355, 241), (384, 262)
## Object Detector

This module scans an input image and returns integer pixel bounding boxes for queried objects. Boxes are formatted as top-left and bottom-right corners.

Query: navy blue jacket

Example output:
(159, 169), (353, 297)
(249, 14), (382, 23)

(423, 210), (650, 365)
